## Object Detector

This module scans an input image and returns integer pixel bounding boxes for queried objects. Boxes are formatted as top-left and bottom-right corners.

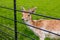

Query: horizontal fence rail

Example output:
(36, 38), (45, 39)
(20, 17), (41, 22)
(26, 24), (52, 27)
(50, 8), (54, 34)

(0, 35), (6, 40)
(0, 6), (60, 20)
(0, 15), (60, 37)
(0, 23), (35, 40)
(0, 27), (14, 38)
(0, 30), (13, 39)
(0, 5), (60, 40)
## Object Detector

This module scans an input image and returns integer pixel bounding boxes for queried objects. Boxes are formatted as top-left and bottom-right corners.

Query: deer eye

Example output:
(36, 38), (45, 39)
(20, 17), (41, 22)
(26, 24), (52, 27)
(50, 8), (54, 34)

(28, 15), (30, 16)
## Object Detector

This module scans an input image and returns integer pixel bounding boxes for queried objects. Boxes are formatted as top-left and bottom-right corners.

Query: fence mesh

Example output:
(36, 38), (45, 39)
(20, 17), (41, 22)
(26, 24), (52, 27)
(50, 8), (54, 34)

(0, 0), (60, 40)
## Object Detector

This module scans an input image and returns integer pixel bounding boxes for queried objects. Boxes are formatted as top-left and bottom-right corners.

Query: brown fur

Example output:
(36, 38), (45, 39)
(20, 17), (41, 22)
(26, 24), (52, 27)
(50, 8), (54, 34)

(30, 20), (60, 31)
(21, 7), (60, 40)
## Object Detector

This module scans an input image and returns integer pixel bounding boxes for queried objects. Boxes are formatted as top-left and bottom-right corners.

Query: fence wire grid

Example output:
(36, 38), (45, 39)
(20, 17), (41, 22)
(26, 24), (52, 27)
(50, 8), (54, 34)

(0, 0), (60, 40)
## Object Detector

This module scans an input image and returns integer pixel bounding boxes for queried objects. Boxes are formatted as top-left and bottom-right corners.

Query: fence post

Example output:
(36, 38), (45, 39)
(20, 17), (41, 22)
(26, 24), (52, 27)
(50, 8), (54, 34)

(14, 0), (17, 40)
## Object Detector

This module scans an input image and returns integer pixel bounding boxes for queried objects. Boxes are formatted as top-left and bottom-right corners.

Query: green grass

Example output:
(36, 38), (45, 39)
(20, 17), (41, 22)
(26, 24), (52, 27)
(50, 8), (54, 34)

(0, 0), (60, 40)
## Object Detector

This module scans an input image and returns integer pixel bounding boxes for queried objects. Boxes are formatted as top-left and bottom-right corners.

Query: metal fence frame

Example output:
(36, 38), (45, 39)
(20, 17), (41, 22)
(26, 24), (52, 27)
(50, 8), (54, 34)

(0, 0), (60, 40)
(0, 0), (35, 40)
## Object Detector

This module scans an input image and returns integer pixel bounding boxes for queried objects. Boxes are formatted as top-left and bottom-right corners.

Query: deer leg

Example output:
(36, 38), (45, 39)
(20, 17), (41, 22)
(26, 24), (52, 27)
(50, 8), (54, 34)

(36, 31), (45, 40)
(39, 33), (45, 40)
(53, 39), (58, 40)
(33, 29), (45, 40)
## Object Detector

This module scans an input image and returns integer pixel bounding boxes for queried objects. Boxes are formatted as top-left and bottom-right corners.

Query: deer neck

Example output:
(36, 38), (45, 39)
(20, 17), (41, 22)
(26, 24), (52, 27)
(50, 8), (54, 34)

(24, 15), (35, 30)
(24, 16), (33, 25)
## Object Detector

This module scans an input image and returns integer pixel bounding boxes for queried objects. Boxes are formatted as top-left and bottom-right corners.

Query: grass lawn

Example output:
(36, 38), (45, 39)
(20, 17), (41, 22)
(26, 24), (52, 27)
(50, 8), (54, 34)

(0, 0), (60, 40)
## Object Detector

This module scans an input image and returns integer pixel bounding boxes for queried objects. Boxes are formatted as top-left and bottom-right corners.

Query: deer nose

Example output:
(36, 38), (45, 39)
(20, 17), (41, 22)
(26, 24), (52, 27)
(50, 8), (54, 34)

(22, 18), (24, 20)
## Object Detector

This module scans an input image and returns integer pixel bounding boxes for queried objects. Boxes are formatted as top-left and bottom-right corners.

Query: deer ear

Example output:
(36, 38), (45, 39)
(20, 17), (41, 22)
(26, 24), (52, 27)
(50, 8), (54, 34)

(29, 7), (37, 13)
(21, 7), (26, 11)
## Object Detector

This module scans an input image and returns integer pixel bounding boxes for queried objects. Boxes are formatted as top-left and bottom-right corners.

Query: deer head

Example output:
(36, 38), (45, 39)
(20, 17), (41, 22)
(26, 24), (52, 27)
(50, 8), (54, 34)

(21, 7), (36, 22)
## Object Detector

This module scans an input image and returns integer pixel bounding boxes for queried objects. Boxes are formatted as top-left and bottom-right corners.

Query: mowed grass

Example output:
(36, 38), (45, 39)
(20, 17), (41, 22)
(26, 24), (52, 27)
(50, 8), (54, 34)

(0, 0), (60, 40)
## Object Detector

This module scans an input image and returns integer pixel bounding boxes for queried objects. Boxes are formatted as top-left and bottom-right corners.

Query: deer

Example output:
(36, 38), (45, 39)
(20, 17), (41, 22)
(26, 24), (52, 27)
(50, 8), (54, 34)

(21, 7), (60, 40)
